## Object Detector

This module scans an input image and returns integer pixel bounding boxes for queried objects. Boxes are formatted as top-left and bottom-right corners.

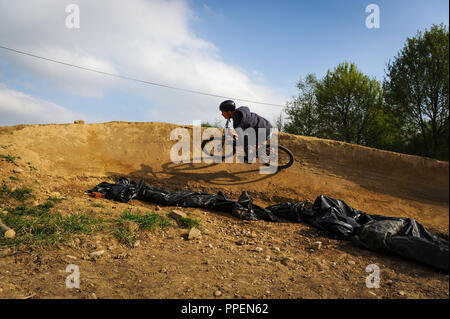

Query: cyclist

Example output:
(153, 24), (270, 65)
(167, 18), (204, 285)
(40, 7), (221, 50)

(219, 100), (273, 161)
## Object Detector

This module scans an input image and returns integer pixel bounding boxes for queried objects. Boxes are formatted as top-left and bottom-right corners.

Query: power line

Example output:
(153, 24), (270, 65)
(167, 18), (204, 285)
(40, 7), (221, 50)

(0, 45), (285, 108)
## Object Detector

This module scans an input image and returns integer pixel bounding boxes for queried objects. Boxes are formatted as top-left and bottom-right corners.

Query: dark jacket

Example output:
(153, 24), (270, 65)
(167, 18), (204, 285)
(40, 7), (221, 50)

(232, 106), (272, 139)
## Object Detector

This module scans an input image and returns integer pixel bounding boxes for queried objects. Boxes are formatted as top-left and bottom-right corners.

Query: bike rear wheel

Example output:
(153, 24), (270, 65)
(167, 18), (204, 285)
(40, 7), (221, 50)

(201, 136), (235, 161)
(275, 145), (294, 169)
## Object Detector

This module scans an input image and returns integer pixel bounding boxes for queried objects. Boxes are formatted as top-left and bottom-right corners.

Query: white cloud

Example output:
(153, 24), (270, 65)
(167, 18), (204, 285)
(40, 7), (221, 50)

(0, 0), (286, 125)
(252, 70), (266, 83)
(0, 83), (88, 125)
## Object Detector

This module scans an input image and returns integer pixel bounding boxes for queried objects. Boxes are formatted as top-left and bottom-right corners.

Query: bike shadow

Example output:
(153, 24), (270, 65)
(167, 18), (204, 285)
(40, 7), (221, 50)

(106, 155), (282, 188)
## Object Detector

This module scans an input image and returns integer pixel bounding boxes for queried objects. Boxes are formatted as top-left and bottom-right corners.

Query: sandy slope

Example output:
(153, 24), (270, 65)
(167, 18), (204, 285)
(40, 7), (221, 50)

(0, 122), (448, 299)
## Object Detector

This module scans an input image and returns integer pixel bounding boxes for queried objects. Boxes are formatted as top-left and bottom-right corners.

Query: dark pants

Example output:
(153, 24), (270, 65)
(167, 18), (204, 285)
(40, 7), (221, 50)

(240, 128), (272, 159)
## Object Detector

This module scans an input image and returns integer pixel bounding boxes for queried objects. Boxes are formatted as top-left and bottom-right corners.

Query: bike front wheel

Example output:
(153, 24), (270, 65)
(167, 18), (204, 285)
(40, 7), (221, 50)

(259, 144), (294, 170)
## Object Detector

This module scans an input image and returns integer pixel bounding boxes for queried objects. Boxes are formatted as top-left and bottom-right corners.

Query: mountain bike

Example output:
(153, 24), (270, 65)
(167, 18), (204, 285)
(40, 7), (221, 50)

(201, 134), (294, 170)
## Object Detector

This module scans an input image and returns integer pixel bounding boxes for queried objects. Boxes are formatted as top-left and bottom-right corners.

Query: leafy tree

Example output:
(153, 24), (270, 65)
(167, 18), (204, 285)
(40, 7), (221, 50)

(201, 118), (224, 128)
(314, 62), (384, 145)
(284, 74), (320, 136)
(285, 66), (389, 147)
(363, 104), (404, 151)
(384, 24), (449, 159)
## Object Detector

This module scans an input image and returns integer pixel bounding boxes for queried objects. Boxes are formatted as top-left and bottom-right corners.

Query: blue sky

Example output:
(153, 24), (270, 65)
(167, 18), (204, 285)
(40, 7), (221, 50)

(0, 0), (448, 126)
(191, 0), (449, 84)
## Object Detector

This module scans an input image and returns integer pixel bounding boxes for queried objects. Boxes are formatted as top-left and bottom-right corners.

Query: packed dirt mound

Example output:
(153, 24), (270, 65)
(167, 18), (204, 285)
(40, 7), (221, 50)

(0, 121), (448, 299)
(2, 121), (448, 227)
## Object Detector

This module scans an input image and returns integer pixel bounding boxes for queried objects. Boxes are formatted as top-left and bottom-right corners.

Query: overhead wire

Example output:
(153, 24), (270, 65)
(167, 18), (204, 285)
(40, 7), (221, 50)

(0, 45), (285, 108)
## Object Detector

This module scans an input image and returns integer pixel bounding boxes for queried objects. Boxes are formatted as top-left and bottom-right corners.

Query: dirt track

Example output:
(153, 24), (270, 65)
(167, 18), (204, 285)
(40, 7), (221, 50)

(0, 121), (448, 299)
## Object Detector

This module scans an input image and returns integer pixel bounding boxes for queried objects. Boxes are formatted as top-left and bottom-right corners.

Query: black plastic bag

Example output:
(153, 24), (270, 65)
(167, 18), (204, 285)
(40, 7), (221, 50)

(88, 178), (448, 272)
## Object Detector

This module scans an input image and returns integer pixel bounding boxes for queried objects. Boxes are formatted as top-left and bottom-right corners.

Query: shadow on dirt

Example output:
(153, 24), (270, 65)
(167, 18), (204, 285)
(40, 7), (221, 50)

(107, 156), (282, 189)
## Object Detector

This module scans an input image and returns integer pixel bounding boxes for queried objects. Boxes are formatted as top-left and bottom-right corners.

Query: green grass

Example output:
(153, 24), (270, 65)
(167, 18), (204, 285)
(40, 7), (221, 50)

(47, 196), (66, 204)
(0, 184), (33, 201)
(60, 214), (106, 233)
(113, 210), (174, 246)
(9, 176), (19, 181)
(167, 209), (201, 229)
(0, 198), (104, 247)
(0, 190), (198, 248)
(178, 216), (201, 229)
(0, 154), (21, 166)
(11, 188), (33, 201)
(119, 210), (174, 230)
(113, 227), (135, 247)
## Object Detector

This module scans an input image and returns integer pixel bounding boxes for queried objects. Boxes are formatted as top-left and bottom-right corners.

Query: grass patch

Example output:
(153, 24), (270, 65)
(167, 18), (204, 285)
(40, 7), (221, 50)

(47, 196), (66, 204)
(91, 203), (105, 208)
(0, 198), (104, 247)
(178, 216), (201, 229)
(0, 154), (21, 166)
(9, 176), (19, 181)
(0, 197), (199, 249)
(167, 210), (201, 229)
(60, 214), (106, 233)
(11, 188), (33, 201)
(0, 184), (33, 201)
(113, 210), (174, 246)
(119, 210), (174, 230)
(113, 227), (135, 247)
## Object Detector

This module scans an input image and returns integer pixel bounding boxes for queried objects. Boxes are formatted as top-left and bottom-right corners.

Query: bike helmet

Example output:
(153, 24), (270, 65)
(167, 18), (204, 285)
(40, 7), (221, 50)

(219, 100), (236, 112)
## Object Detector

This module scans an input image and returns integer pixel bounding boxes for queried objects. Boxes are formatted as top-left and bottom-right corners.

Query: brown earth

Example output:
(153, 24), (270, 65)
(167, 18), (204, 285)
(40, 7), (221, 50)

(0, 121), (448, 299)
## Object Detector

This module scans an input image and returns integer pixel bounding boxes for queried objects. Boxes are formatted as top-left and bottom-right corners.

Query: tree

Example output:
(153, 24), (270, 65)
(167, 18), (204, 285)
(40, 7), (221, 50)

(384, 24), (449, 159)
(285, 66), (388, 147)
(274, 112), (284, 132)
(363, 103), (405, 151)
(284, 74), (320, 136)
(314, 62), (384, 145)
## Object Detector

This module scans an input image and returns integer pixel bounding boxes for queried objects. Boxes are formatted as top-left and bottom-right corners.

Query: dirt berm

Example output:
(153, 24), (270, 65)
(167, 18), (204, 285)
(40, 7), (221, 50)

(0, 121), (448, 299)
